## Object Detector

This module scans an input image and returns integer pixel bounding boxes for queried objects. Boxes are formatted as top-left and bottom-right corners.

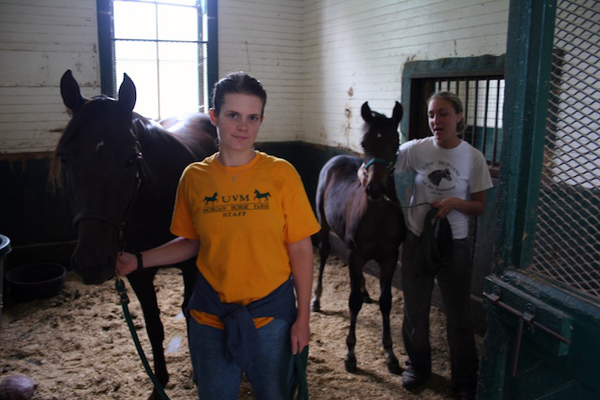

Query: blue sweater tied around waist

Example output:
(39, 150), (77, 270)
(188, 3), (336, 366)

(186, 271), (297, 369)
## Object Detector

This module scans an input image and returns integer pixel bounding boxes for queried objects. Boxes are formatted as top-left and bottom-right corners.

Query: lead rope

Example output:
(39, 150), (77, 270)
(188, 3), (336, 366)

(283, 346), (309, 399)
(114, 275), (171, 400)
(113, 147), (170, 400)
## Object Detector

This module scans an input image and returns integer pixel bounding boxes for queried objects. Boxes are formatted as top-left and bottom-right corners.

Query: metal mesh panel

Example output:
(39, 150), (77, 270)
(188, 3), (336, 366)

(530, 0), (600, 299)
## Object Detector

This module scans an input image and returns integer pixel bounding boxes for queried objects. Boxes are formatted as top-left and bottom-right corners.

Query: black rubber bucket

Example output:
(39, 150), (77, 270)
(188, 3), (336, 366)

(6, 263), (66, 303)
(0, 234), (11, 324)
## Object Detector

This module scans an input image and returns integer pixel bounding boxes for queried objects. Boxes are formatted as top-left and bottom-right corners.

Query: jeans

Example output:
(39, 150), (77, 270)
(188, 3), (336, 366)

(189, 317), (293, 400)
(401, 231), (479, 391)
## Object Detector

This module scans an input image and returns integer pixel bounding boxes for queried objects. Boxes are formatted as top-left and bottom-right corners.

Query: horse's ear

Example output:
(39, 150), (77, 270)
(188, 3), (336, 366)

(60, 70), (87, 114)
(361, 102), (372, 122)
(391, 101), (403, 125)
(117, 73), (137, 114)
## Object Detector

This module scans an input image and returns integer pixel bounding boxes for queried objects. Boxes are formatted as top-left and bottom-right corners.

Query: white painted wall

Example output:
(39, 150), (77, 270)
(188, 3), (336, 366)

(299, 0), (509, 152)
(217, 0), (305, 143)
(0, 0), (509, 154)
(0, 0), (99, 154)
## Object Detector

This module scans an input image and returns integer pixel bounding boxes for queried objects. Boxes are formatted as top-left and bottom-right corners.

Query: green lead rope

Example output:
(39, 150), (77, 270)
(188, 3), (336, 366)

(115, 276), (170, 400)
(283, 346), (310, 400)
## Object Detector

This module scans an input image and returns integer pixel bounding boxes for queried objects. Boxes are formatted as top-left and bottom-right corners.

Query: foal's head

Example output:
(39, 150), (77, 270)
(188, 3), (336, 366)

(360, 102), (403, 200)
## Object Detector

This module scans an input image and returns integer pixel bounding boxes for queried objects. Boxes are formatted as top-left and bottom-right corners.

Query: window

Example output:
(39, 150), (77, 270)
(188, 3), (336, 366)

(97, 0), (218, 120)
(402, 56), (506, 176)
(433, 77), (504, 169)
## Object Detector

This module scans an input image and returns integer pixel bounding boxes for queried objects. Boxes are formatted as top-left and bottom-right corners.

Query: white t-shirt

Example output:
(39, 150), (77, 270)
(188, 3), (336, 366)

(396, 137), (493, 239)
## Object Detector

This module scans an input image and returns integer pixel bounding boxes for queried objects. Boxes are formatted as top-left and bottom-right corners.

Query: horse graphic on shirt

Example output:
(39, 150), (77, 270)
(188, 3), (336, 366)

(428, 168), (452, 186)
(254, 189), (271, 202)
(204, 192), (218, 205)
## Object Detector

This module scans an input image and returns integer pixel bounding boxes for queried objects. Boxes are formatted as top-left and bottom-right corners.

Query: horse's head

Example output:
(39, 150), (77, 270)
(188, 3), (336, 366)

(53, 70), (141, 284)
(360, 101), (403, 201)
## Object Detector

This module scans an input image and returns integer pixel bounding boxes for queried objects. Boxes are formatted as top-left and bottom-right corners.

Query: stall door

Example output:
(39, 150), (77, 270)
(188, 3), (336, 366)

(479, 0), (600, 398)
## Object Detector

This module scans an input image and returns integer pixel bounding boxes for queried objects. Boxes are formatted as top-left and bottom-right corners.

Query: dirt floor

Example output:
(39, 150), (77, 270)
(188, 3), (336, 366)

(0, 252), (482, 399)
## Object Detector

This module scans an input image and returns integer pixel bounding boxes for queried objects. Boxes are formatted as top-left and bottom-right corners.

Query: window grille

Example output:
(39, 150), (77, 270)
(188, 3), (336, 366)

(434, 78), (505, 171)
(530, 0), (600, 300)
(111, 0), (209, 119)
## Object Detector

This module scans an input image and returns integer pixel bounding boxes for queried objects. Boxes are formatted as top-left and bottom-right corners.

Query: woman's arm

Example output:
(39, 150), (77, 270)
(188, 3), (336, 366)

(432, 190), (487, 219)
(287, 236), (314, 355)
(116, 237), (200, 276)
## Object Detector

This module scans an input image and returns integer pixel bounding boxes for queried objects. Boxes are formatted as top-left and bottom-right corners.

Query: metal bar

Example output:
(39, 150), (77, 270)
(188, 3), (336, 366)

(472, 80), (479, 146)
(483, 291), (571, 345)
(492, 80), (501, 165)
(512, 318), (525, 377)
(482, 79), (490, 156)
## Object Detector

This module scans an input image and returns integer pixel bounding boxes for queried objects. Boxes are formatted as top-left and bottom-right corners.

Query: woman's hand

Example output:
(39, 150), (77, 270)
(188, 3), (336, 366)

(116, 252), (138, 276)
(432, 197), (461, 219)
(290, 316), (310, 355)
(357, 163), (367, 187)
(432, 190), (487, 218)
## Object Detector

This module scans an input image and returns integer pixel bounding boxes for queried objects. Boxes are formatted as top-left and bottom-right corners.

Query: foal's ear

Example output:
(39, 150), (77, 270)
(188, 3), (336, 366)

(391, 101), (403, 125)
(60, 70), (87, 114)
(361, 102), (372, 122)
(117, 73), (137, 114)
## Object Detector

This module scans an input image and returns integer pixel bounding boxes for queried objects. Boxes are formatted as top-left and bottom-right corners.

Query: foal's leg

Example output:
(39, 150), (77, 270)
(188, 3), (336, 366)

(379, 256), (401, 374)
(360, 273), (373, 304)
(311, 227), (330, 312)
(127, 269), (168, 400)
(345, 252), (367, 373)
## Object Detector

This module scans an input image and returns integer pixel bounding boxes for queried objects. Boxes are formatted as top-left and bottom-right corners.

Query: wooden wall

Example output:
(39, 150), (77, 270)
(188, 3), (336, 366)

(0, 0), (99, 154)
(218, 0), (509, 150)
(0, 0), (509, 270)
(0, 0), (509, 154)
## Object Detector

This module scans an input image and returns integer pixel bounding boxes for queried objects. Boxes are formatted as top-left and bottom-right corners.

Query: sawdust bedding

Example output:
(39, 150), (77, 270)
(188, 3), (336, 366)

(1, 252), (481, 399)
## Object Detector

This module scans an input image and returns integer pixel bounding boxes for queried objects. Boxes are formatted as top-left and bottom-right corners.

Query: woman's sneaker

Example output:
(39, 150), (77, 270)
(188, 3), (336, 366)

(401, 367), (431, 389)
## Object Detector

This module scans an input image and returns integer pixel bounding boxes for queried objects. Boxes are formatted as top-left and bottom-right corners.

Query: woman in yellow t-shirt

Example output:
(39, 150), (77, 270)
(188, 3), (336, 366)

(117, 72), (320, 399)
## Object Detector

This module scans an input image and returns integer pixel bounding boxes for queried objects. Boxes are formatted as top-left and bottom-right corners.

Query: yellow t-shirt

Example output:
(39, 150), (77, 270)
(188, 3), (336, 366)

(171, 151), (320, 329)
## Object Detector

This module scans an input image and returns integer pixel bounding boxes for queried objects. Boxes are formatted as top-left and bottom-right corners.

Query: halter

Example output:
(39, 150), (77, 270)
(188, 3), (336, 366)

(364, 157), (392, 171)
(362, 155), (398, 203)
(72, 147), (143, 251)
(363, 155), (397, 176)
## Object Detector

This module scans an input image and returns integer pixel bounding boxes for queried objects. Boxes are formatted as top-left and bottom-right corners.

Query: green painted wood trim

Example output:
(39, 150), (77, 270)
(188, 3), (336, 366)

(483, 271), (600, 393)
(401, 54), (506, 142)
(495, 0), (557, 273)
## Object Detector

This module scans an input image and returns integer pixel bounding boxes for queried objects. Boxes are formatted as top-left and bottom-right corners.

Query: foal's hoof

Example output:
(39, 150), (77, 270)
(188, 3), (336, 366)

(363, 294), (373, 304)
(386, 359), (402, 375)
(311, 300), (321, 313)
(344, 357), (357, 373)
(344, 360), (357, 373)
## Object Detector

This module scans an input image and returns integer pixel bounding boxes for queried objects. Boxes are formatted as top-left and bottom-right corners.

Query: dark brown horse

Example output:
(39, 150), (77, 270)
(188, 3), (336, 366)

(52, 70), (217, 400)
(312, 102), (406, 374)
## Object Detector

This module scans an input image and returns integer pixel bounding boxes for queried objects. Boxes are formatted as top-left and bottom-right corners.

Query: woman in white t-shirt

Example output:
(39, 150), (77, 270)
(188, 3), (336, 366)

(398, 91), (492, 400)
(358, 92), (493, 399)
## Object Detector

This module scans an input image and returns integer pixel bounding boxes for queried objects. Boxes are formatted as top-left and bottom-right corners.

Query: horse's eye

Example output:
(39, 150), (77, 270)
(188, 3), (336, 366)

(59, 154), (68, 165)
